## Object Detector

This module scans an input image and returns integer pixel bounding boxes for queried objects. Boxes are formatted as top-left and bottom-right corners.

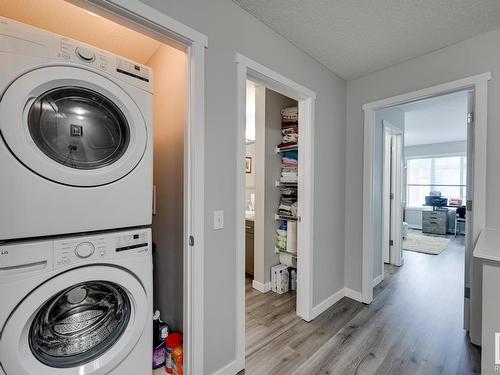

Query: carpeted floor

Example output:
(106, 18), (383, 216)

(403, 232), (450, 255)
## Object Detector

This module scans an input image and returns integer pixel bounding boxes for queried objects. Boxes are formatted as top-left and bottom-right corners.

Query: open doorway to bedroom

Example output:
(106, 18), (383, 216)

(375, 90), (470, 283)
(368, 87), (476, 352)
(362, 74), (490, 349)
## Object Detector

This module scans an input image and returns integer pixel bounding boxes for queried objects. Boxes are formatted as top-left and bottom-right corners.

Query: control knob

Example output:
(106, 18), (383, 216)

(75, 242), (95, 258)
(76, 47), (95, 62)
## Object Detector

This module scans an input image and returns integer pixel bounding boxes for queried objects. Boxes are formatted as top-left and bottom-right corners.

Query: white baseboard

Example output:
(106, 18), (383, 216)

(344, 287), (363, 302)
(211, 359), (242, 375)
(372, 274), (384, 288)
(311, 288), (345, 319)
(252, 279), (271, 293)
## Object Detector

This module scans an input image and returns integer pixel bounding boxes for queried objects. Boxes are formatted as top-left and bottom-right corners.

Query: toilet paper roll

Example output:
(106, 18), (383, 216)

(286, 222), (297, 254)
(280, 252), (297, 268)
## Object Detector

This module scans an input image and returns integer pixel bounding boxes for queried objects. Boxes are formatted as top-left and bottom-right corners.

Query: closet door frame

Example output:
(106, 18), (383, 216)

(235, 53), (317, 372)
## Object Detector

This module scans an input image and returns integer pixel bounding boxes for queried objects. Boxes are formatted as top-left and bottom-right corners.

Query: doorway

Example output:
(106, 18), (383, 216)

(244, 80), (299, 358)
(378, 90), (470, 281)
(235, 54), (316, 371)
(361, 73), (490, 346)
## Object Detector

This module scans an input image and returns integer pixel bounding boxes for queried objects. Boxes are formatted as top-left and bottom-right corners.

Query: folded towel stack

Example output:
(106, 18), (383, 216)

(281, 150), (298, 183)
(279, 186), (297, 198)
(275, 107), (299, 278)
(278, 196), (296, 217)
(281, 106), (298, 123)
(278, 107), (298, 149)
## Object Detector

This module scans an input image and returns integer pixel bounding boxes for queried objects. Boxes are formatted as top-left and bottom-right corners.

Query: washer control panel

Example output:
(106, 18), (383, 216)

(54, 229), (150, 269)
(115, 232), (149, 252)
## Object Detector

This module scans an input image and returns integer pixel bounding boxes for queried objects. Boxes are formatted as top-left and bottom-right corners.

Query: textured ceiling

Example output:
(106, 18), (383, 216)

(234, 0), (500, 80)
(0, 0), (162, 64)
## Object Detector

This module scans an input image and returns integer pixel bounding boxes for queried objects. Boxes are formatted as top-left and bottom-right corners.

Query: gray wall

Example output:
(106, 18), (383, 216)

(405, 140), (467, 159)
(139, 1), (347, 373)
(346, 26), (500, 344)
(148, 44), (187, 332)
(254, 88), (297, 285)
(372, 108), (405, 281)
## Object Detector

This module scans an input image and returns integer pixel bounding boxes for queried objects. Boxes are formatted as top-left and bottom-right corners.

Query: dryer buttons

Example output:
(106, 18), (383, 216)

(76, 47), (95, 62)
(75, 242), (95, 258)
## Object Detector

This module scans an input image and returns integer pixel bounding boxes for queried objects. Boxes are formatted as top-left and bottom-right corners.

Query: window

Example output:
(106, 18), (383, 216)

(406, 156), (466, 207)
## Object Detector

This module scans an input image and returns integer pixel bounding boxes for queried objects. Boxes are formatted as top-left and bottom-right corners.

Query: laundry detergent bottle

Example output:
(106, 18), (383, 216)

(152, 311), (170, 369)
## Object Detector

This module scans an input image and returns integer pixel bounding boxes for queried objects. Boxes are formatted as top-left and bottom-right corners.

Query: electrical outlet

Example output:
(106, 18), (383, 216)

(213, 210), (224, 230)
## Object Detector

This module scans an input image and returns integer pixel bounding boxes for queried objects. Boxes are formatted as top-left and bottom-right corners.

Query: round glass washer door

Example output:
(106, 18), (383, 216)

(0, 66), (148, 187)
(29, 281), (131, 368)
(27, 87), (130, 171)
(0, 266), (148, 375)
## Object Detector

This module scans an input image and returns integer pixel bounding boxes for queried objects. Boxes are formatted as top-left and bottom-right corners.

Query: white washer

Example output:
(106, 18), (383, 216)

(0, 228), (152, 375)
(0, 17), (153, 240)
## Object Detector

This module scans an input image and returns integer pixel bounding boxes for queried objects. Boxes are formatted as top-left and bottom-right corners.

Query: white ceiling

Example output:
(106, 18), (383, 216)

(233, 0), (500, 80)
(0, 0), (162, 64)
(398, 91), (468, 146)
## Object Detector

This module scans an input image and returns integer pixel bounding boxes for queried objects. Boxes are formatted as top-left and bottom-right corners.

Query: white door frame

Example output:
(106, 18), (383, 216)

(361, 73), (490, 345)
(381, 121), (403, 269)
(235, 53), (316, 371)
(68, 1), (207, 373)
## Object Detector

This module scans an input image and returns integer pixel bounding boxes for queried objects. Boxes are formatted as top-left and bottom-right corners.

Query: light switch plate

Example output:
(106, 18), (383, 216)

(213, 210), (224, 230)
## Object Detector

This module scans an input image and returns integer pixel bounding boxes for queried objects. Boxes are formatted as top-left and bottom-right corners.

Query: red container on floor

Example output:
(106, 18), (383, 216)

(165, 333), (183, 374)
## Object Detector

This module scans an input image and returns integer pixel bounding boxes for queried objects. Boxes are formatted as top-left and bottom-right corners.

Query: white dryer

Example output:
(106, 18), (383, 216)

(0, 228), (152, 375)
(0, 17), (153, 240)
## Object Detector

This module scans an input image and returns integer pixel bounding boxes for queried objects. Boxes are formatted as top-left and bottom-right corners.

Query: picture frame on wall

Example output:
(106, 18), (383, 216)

(245, 157), (252, 173)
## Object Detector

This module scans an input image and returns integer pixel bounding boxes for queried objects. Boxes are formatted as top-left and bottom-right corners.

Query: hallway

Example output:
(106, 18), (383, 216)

(244, 235), (480, 374)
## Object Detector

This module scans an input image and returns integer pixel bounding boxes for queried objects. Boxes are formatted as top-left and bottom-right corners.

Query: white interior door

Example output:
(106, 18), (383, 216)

(464, 90), (475, 331)
(390, 132), (404, 266)
(382, 120), (404, 267)
(382, 129), (392, 264)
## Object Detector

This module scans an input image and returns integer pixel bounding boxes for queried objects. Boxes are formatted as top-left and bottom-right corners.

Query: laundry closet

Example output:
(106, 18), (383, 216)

(0, 0), (187, 372)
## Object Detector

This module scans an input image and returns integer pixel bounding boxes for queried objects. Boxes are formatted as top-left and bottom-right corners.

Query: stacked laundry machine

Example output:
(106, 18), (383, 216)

(0, 17), (153, 375)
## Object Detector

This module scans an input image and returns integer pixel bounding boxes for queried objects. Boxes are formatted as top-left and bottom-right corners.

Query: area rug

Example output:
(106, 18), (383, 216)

(403, 232), (450, 255)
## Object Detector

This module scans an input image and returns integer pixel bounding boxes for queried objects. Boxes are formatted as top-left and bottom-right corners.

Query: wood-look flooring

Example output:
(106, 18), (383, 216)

(243, 233), (480, 375)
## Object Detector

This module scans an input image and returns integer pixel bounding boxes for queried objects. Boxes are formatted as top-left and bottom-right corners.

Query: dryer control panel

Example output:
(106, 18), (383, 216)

(53, 228), (151, 269)
(0, 16), (152, 92)
(58, 37), (151, 89)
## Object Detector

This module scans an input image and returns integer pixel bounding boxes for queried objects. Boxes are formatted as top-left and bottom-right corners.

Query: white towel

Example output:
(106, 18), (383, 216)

(286, 222), (297, 254)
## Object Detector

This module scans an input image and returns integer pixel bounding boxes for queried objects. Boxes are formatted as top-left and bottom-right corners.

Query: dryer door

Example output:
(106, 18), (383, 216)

(0, 66), (148, 186)
(0, 265), (148, 375)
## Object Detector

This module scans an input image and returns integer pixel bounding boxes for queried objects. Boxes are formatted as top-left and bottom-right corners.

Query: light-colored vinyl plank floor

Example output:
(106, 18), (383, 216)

(243, 233), (480, 375)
